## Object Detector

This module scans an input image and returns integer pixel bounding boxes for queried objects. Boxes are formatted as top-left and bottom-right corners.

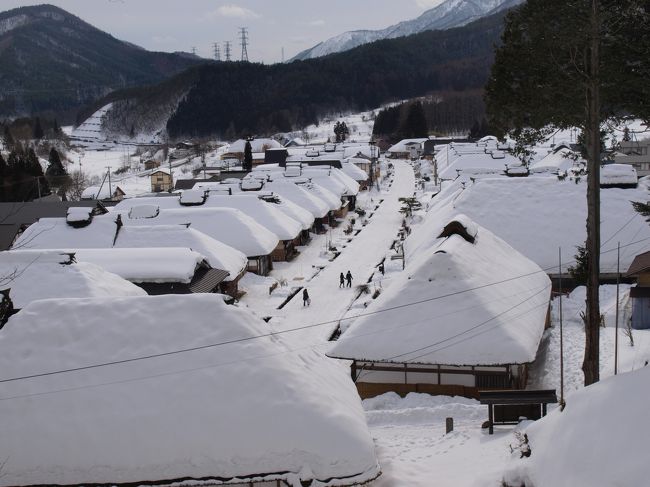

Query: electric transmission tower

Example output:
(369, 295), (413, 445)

(239, 27), (249, 62)
(191, 46), (197, 56)
(224, 41), (232, 62)
(213, 42), (221, 61)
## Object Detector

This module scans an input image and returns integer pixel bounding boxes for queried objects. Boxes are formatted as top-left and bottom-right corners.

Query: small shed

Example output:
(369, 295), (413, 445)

(626, 250), (650, 329)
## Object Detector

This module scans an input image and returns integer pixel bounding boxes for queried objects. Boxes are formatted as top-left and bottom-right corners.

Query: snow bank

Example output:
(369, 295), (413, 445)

(329, 216), (551, 365)
(0, 295), (379, 486)
(504, 367), (650, 487)
(0, 250), (145, 308)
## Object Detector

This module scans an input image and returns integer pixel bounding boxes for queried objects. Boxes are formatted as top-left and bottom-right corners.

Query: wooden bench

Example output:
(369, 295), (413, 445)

(479, 389), (558, 434)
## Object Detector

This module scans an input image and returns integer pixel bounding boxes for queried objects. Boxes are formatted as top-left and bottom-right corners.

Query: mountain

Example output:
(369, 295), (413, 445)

(0, 4), (206, 122)
(290, 0), (522, 61)
(91, 9), (509, 140)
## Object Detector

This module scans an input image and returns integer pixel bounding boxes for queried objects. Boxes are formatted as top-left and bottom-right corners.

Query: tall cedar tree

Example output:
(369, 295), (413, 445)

(402, 102), (428, 138)
(485, 0), (650, 385)
(33, 117), (44, 139)
(243, 139), (253, 172)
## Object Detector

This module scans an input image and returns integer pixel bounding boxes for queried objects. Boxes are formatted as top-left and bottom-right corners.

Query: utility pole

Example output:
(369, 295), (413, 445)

(224, 41), (232, 62)
(239, 27), (249, 62)
(369, 139), (377, 189)
(213, 42), (221, 61)
(106, 166), (112, 198)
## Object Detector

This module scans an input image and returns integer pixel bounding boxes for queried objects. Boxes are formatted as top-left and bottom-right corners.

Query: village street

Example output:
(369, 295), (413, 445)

(265, 160), (415, 347)
(243, 161), (415, 346)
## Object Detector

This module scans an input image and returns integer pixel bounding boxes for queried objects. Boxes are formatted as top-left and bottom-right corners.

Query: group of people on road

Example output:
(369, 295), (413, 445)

(339, 270), (353, 288)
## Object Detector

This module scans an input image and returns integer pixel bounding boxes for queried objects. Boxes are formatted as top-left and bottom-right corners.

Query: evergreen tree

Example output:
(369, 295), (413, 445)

(33, 117), (44, 140)
(402, 101), (428, 138)
(243, 139), (253, 172)
(485, 0), (650, 385)
(46, 148), (67, 177)
(3, 125), (14, 150)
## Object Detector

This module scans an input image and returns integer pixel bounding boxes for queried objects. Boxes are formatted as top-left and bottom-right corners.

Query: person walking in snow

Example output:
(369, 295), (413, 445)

(346, 270), (353, 288)
(339, 272), (345, 288)
(303, 288), (310, 306)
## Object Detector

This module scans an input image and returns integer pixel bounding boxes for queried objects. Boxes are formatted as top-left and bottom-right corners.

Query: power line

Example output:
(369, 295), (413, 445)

(2, 235), (648, 386)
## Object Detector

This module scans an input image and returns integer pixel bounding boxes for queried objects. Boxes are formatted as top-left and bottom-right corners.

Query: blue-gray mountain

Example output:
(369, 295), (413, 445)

(290, 0), (523, 61)
(0, 4), (205, 122)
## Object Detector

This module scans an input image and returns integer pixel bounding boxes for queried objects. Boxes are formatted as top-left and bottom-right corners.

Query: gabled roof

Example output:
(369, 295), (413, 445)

(0, 294), (379, 486)
(627, 250), (650, 277)
(329, 216), (551, 366)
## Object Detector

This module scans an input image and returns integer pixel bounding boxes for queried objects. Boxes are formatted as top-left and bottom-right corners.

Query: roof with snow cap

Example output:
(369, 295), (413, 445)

(329, 215), (551, 366)
(120, 206), (278, 257)
(0, 294), (379, 486)
(0, 250), (145, 308)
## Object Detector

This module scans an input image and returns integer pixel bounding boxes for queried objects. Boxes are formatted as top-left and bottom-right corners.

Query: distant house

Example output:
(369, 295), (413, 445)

(328, 216), (552, 399)
(222, 138), (283, 163)
(151, 168), (173, 193)
(626, 251), (650, 329)
(614, 138), (650, 177)
(81, 185), (126, 201)
(144, 159), (160, 170)
(386, 139), (427, 159)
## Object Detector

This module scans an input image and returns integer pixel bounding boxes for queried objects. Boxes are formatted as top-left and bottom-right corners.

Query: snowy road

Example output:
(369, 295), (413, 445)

(271, 160), (415, 346)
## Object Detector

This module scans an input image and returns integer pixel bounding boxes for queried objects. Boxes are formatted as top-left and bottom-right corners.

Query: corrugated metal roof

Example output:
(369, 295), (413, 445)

(189, 267), (230, 293)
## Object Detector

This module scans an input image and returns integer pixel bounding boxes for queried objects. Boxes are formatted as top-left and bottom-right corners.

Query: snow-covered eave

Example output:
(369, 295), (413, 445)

(325, 354), (535, 368)
(15, 465), (381, 487)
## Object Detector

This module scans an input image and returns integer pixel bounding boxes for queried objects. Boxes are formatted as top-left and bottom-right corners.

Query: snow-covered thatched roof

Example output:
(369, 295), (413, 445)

(120, 206), (278, 257)
(341, 160), (372, 182)
(264, 181), (330, 218)
(228, 138), (282, 153)
(530, 147), (584, 174)
(204, 194), (303, 240)
(408, 177), (650, 274)
(504, 367), (650, 487)
(115, 192), (302, 241)
(74, 248), (211, 284)
(329, 216), (551, 366)
(600, 163), (637, 186)
(12, 217), (248, 280)
(439, 152), (523, 180)
(0, 294), (379, 486)
(0, 250), (145, 308)
(114, 225), (247, 279)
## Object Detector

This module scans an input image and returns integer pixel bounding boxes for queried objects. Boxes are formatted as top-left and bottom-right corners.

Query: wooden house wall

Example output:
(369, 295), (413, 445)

(352, 360), (525, 399)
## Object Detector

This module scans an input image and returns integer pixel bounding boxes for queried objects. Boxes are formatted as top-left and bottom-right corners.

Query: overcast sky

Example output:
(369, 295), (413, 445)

(3, 0), (446, 63)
